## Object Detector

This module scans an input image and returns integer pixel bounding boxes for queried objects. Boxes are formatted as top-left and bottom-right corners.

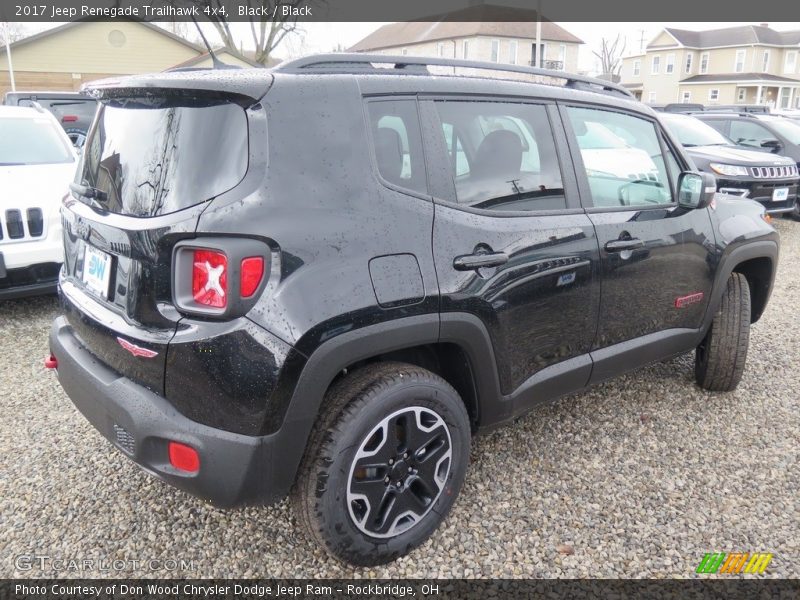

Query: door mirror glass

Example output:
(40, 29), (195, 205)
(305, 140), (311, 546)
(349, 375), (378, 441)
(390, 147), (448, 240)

(678, 171), (715, 209)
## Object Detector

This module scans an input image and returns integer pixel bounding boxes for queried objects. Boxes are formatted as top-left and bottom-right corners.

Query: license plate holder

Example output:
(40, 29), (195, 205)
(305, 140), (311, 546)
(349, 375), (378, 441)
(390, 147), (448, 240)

(772, 187), (789, 201)
(82, 244), (113, 299)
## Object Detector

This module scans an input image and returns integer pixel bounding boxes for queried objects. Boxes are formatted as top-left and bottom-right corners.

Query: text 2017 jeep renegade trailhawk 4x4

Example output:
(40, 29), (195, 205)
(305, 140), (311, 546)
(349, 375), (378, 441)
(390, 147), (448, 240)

(49, 55), (779, 566)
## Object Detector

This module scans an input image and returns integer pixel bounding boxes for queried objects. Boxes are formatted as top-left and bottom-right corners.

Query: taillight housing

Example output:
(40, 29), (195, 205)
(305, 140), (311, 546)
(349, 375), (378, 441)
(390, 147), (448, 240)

(172, 238), (269, 318)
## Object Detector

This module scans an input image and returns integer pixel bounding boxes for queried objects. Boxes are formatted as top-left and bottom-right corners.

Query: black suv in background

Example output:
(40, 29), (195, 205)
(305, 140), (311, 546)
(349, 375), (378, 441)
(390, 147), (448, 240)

(697, 112), (800, 164)
(3, 91), (97, 147)
(660, 112), (799, 218)
(49, 55), (779, 566)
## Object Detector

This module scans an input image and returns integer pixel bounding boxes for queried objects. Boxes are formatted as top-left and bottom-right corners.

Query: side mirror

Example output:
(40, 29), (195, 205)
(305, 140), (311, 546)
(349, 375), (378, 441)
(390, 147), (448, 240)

(761, 139), (783, 153)
(677, 171), (716, 210)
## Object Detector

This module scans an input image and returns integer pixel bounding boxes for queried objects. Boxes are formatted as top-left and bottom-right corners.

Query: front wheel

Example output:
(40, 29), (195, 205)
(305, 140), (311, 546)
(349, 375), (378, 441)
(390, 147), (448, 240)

(292, 362), (471, 566)
(695, 273), (751, 391)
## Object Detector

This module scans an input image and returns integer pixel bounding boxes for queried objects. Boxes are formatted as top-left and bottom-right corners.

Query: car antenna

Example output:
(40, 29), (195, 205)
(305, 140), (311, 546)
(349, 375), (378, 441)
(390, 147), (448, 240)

(190, 15), (226, 69)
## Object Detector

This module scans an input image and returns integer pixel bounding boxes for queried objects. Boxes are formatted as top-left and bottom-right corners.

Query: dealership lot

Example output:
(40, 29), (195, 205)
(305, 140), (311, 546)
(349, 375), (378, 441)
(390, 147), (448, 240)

(1, 218), (798, 578)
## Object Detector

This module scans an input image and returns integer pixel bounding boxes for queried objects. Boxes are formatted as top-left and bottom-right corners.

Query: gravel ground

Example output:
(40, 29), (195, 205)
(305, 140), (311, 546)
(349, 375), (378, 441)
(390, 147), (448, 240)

(1, 219), (798, 579)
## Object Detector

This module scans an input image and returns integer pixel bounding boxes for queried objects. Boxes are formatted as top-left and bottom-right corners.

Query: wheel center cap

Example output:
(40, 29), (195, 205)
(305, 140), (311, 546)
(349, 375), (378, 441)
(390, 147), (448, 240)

(390, 459), (409, 480)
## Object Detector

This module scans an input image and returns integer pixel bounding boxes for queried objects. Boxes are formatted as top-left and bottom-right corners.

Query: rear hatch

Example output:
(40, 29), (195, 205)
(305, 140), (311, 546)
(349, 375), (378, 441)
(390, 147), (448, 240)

(60, 72), (270, 393)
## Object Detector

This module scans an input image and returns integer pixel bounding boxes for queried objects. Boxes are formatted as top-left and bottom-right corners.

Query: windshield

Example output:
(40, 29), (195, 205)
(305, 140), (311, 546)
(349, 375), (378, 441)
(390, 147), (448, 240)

(78, 99), (248, 217)
(0, 116), (75, 165)
(764, 117), (800, 145)
(661, 114), (732, 147)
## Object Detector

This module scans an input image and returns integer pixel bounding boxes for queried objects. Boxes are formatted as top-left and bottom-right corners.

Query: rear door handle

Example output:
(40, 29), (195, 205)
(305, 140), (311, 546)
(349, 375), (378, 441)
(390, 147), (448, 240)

(604, 238), (644, 253)
(453, 251), (509, 271)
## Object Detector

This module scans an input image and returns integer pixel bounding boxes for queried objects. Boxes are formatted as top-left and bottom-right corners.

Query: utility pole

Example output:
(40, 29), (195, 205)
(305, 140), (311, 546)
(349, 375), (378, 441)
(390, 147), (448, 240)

(4, 23), (15, 92)
(535, 0), (542, 68)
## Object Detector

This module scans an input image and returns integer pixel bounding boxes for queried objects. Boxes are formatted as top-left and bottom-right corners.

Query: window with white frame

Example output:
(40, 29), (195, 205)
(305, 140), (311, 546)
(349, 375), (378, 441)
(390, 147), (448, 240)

(709, 89), (720, 102)
(463, 40), (470, 59)
(651, 55), (661, 74)
(700, 52), (710, 74)
(786, 51), (798, 74)
(633, 60), (641, 76)
(509, 40), (518, 64)
(666, 53), (675, 74)
(734, 49), (746, 73)
(649, 91), (657, 103)
(762, 50), (770, 73)
(685, 53), (693, 74)
(681, 91), (692, 103)
(558, 44), (566, 70)
(437, 42), (445, 57)
(737, 88), (747, 102)
(490, 39), (500, 62)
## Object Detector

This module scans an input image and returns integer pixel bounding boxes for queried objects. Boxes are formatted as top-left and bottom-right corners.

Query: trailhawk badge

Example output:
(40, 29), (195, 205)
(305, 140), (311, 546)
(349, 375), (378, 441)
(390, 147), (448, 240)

(116, 337), (159, 358)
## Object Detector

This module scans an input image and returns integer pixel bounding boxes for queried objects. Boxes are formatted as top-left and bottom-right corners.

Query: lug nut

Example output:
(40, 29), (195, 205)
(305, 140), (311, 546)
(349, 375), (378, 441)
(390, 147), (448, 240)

(408, 467), (412, 472)
(403, 452), (409, 459)
(388, 458), (394, 465)
(384, 476), (390, 483)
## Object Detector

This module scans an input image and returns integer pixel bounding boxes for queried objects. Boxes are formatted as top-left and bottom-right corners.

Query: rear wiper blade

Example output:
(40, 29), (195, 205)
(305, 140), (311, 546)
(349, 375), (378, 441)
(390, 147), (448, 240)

(69, 182), (107, 202)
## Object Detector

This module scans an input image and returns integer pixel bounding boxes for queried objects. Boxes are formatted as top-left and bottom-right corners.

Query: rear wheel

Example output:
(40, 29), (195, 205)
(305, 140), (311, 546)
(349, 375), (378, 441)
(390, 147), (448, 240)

(695, 273), (751, 391)
(292, 362), (470, 566)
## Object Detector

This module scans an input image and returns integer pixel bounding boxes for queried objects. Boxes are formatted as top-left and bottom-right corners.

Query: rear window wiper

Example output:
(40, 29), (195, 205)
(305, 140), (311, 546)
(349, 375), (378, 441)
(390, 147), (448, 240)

(70, 182), (107, 202)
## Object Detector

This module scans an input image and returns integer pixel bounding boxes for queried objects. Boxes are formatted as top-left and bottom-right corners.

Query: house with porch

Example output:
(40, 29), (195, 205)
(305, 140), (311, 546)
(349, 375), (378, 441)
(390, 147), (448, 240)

(621, 25), (800, 109)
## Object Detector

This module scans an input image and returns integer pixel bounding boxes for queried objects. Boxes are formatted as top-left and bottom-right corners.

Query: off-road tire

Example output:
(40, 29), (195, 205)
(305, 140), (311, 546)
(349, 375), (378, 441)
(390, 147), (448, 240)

(695, 273), (751, 391)
(292, 362), (471, 566)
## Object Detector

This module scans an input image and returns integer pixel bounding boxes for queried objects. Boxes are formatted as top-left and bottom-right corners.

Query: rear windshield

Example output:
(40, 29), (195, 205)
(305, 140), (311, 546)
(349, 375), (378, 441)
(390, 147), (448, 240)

(77, 99), (248, 217)
(0, 116), (75, 165)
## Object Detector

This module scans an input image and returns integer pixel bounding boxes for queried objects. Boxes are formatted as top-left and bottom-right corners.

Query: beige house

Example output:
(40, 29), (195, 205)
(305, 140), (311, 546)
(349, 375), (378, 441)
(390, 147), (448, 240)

(621, 25), (800, 109)
(348, 12), (582, 74)
(0, 21), (207, 95)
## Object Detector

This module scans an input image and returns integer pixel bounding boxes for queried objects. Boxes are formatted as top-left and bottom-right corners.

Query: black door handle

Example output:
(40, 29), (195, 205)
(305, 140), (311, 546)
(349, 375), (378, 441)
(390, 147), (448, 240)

(605, 238), (644, 253)
(453, 251), (509, 271)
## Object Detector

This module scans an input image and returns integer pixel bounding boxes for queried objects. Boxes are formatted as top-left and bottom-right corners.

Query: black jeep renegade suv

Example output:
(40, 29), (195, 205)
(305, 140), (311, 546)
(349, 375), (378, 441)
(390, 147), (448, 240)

(49, 55), (779, 566)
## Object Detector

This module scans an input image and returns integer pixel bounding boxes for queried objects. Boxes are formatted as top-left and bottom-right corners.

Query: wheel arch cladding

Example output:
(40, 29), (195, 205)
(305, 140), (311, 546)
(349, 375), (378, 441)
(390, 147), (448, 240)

(732, 256), (774, 323)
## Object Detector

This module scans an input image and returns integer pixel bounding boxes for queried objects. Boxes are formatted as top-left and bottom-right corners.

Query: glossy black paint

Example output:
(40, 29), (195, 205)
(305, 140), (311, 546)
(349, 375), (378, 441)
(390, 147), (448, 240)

(52, 65), (780, 506)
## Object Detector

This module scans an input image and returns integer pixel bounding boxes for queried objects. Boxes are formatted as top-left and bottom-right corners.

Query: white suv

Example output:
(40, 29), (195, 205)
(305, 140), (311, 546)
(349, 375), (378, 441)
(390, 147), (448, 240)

(0, 105), (77, 299)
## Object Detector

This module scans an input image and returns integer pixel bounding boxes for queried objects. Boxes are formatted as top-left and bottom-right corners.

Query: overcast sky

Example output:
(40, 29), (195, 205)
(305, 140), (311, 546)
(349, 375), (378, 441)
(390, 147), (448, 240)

(9, 21), (800, 75)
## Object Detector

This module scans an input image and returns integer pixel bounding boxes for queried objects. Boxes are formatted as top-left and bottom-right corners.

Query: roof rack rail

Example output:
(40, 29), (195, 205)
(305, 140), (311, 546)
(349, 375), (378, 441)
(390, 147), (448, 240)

(275, 53), (634, 99)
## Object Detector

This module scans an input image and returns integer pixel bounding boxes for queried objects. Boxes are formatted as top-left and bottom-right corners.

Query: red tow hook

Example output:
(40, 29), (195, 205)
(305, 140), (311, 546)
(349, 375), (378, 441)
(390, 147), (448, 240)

(44, 354), (58, 369)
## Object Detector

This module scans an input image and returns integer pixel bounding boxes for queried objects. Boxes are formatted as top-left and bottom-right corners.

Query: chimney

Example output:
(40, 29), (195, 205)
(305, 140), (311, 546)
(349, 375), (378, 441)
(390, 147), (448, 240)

(760, 23), (769, 28)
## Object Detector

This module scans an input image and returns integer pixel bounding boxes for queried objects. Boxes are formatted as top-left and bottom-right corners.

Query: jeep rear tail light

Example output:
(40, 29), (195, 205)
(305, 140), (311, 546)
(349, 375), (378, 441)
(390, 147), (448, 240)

(192, 249), (227, 308)
(173, 238), (269, 319)
(240, 257), (264, 298)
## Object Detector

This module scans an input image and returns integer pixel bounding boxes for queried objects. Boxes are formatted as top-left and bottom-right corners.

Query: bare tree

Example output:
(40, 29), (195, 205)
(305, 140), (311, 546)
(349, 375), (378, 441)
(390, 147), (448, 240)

(2, 22), (28, 44)
(184, 0), (308, 65)
(593, 34), (627, 80)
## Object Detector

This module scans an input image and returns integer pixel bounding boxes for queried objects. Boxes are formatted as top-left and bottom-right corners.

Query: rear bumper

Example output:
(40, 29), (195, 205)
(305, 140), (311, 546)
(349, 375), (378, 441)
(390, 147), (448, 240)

(49, 316), (295, 507)
(0, 262), (60, 299)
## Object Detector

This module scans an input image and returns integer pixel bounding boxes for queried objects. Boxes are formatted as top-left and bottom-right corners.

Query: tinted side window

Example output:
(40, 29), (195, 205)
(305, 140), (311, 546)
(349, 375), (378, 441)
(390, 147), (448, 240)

(367, 100), (427, 194)
(434, 101), (565, 212)
(729, 120), (774, 147)
(565, 106), (674, 208)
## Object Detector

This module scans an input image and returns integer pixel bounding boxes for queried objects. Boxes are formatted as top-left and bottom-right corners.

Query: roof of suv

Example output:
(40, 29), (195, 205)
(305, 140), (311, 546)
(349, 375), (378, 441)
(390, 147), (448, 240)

(84, 53), (649, 117)
(0, 105), (55, 119)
